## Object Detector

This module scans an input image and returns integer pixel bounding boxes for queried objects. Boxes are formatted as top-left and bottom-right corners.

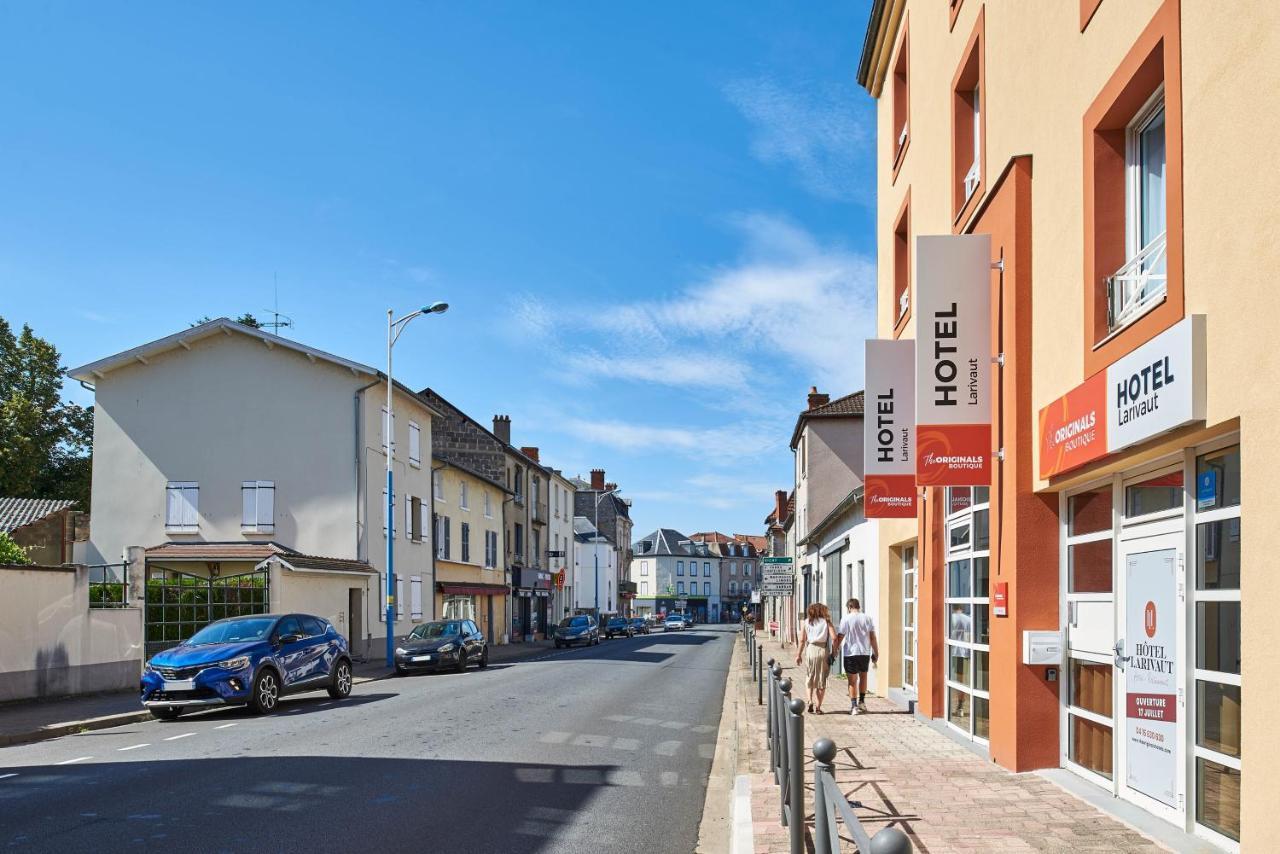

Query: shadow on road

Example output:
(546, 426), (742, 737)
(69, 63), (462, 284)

(0, 755), (620, 853)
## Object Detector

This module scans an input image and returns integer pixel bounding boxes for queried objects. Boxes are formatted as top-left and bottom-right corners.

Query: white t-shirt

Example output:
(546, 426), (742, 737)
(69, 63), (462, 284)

(803, 619), (829, 645)
(837, 611), (876, 656)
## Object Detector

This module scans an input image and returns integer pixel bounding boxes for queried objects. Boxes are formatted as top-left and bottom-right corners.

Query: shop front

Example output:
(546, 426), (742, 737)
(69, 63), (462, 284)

(511, 566), (551, 641)
(436, 582), (508, 646)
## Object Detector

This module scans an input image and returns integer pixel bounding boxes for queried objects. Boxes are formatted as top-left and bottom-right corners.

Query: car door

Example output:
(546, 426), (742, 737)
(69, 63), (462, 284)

(273, 615), (308, 685)
(465, 620), (483, 658)
(300, 616), (333, 681)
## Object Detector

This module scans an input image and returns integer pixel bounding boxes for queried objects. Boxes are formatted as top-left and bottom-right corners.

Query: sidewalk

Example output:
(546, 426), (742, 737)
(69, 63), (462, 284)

(736, 631), (1167, 853)
(0, 639), (556, 748)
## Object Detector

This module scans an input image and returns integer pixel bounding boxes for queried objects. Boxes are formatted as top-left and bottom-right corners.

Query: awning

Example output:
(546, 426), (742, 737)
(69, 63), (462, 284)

(146, 542), (288, 562)
(437, 582), (510, 596)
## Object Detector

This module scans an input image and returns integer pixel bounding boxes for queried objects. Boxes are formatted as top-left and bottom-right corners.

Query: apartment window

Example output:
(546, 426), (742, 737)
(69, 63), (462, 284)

(433, 470), (444, 502)
(945, 486), (991, 742)
(460, 481), (470, 511)
(240, 481), (274, 533)
(893, 192), (912, 331)
(461, 522), (471, 563)
(409, 496), (423, 543)
(533, 530), (541, 567)
(704, 562), (711, 577)
(951, 9), (984, 226)
(408, 422), (421, 467)
(532, 477), (540, 508)
(640, 580), (649, 595)
(640, 561), (649, 577)
(554, 485), (560, 518)
(514, 523), (524, 558)
(484, 490), (493, 518)
(744, 562), (752, 577)
(729, 561), (737, 576)
(729, 581), (738, 596)
(891, 19), (910, 174)
(677, 581), (685, 595)
(514, 468), (524, 502)
(436, 515), (451, 560)
(703, 582), (710, 596)
(165, 482), (199, 533)
(676, 560), (684, 576)
(484, 530), (498, 568)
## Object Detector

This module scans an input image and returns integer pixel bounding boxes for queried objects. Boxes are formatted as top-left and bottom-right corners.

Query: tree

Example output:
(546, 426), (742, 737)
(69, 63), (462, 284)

(0, 317), (92, 508)
(0, 531), (29, 564)
(191, 314), (261, 328)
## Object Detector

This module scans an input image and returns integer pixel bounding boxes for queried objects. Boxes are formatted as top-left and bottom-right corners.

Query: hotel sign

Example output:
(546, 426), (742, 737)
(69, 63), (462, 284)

(1039, 317), (1205, 479)
(915, 235), (992, 486)
(864, 339), (917, 517)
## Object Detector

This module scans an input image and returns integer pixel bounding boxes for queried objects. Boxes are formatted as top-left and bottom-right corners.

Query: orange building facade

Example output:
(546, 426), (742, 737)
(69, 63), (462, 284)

(860, 1), (1280, 848)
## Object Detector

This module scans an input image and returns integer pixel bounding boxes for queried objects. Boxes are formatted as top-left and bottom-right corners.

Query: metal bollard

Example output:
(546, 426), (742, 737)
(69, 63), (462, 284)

(776, 677), (792, 790)
(786, 698), (805, 854)
(757, 645), (764, 705)
(869, 828), (913, 854)
(813, 737), (835, 854)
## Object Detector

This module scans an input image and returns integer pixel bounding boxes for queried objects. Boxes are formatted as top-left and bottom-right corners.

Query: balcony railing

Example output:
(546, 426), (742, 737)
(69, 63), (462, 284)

(1106, 230), (1167, 332)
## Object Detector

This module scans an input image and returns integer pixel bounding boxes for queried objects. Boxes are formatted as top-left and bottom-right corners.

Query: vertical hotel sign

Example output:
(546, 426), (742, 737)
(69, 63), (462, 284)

(915, 235), (992, 486)
(864, 339), (916, 517)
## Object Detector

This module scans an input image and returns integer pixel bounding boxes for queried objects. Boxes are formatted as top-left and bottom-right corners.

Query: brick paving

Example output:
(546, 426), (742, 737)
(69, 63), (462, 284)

(735, 630), (1167, 853)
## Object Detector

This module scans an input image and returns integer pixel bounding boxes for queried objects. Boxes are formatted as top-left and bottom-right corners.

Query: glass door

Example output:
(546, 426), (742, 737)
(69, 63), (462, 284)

(902, 546), (917, 692)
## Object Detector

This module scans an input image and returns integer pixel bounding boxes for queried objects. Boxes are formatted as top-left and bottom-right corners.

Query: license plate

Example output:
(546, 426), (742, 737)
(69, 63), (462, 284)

(162, 679), (194, 691)
(412, 655), (432, 662)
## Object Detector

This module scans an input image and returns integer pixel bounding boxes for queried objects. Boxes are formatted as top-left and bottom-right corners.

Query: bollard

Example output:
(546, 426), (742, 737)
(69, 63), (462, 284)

(776, 677), (792, 791)
(757, 645), (764, 705)
(786, 698), (805, 854)
(813, 737), (836, 854)
(869, 828), (913, 854)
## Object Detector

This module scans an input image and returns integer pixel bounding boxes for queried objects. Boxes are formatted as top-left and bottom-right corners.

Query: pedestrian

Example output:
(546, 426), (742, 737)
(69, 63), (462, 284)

(794, 602), (832, 714)
(835, 598), (879, 715)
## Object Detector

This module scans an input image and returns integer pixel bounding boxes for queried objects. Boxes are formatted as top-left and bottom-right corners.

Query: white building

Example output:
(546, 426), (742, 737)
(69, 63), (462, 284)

(548, 469), (577, 622)
(630, 528), (720, 622)
(572, 516), (618, 616)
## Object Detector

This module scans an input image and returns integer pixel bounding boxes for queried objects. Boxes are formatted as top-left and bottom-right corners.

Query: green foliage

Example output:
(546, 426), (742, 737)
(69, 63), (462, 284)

(0, 317), (92, 508)
(191, 314), (262, 329)
(0, 531), (30, 564)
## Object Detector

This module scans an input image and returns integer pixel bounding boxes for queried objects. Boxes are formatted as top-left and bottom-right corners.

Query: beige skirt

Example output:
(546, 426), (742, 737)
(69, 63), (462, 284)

(803, 643), (830, 690)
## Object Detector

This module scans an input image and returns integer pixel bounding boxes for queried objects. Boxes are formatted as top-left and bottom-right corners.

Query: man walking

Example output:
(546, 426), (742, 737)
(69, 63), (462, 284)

(835, 598), (878, 715)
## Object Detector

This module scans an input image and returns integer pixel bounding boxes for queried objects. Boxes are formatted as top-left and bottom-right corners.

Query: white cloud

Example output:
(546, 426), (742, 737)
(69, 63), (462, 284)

(560, 417), (783, 465)
(565, 348), (752, 392)
(725, 77), (873, 203)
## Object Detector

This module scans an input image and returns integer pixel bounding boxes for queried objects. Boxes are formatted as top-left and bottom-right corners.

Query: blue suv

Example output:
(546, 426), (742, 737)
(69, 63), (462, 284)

(140, 613), (353, 720)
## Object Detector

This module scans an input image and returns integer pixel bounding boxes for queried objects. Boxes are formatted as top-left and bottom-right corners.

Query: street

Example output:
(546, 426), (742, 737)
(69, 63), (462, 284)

(0, 625), (735, 854)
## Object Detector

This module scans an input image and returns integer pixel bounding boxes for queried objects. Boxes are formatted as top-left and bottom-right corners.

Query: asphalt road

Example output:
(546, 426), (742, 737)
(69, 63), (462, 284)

(0, 623), (736, 854)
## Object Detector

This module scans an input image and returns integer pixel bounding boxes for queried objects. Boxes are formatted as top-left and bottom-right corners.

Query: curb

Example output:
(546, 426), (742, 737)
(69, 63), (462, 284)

(0, 710), (154, 748)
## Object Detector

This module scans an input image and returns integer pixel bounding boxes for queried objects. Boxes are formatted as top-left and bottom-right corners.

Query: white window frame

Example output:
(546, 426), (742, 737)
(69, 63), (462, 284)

(944, 486), (992, 744)
(703, 582), (710, 596)
(677, 581), (685, 595)
(1110, 85), (1169, 333)
(704, 561), (711, 577)
(484, 490), (493, 518)
(408, 421), (421, 468)
(165, 481), (200, 533)
(460, 480), (469, 511)
(433, 469), (445, 503)
(640, 561), (649, 577)
(964, 85), (981, 201)
(902, 545), (918, 693)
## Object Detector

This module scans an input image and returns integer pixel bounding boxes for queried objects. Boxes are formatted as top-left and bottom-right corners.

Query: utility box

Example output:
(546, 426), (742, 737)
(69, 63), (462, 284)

(1023, 630), (1064, 665)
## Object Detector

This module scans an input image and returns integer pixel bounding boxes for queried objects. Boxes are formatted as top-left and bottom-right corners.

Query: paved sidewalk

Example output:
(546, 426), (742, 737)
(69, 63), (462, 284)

(736, 631), (1167, 853)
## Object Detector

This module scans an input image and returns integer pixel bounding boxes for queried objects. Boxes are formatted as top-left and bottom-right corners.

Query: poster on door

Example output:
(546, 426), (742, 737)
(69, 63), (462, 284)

(1124, 549), (1178, 808)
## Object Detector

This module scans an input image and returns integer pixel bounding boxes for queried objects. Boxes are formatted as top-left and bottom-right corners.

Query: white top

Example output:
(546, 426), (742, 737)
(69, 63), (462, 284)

(803, 619), (830, 645)
(837, 611), (876, 656)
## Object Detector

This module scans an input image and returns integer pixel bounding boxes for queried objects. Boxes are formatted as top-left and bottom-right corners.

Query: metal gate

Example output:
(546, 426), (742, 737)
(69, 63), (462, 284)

(144, 565), (270, 657)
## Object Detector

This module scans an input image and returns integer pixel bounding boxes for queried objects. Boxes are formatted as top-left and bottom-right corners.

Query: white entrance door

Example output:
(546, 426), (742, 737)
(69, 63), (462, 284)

(1117, 538), (1185, 822)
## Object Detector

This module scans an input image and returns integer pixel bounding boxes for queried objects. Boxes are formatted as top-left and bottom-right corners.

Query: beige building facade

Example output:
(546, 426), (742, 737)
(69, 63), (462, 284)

(430, 458), (509, 645)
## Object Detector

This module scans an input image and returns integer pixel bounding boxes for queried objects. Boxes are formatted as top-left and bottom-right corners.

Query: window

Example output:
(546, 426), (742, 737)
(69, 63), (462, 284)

(484, 491), (493, 518)
(951, 9), (984, 226)
(704, 561), (711, 577)
(944, 486), (991, 741)
(554, 484), (560, 518)
(730, 561), (737, 575)
(640, 581), (649, 595)
(729, 581), (738, 596)
(902, 545), (917, 691)
(891, 19), (909, 174)
(381, 407), (395, 455)
(240, 481), (274, 533)
(409, 496), (423, 543)
(677, 581), (685, 595)
(893, 191), (911, 332)
(484, 530), (498, 568)
(514, 523), (524, 558)
(433, 470), (444, 502)
(1124, 469), (1182, 517)
(640, 561), (649, 577)
(436, 515), (451, 560)
(677, 561), (684, 576)
(514, 468), (524, 502)
(533, 530), (541, 567)
(461, 522), (471, 563)
(744, 562), (752, 577)
(532, 477), (540, 508)
(410, 576), (423, 620)
(460, 481), (469, 510)
(408, 422), (421, 467)
(165, 482), (199, 532)
(703, 582), (710, 596)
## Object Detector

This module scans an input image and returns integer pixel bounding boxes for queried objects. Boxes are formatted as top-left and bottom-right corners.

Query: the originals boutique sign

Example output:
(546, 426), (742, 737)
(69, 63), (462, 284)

(915, 235), (992, 486)
(1038, 316), (1206, 479)
(864, 339), (917, 517)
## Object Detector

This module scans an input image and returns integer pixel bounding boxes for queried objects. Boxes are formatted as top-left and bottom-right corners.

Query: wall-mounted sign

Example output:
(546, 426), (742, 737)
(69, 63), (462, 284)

(865, 339), (918, 517)
(915, 235), (992, 486)
(993, 582), (1008, 617)
(1038, 316), (1206, 479)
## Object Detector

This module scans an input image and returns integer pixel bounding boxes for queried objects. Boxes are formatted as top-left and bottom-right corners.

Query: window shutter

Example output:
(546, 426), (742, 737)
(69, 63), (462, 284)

(397, 575), (404, 619)
(410, 575), (423, 620)
(405, 496), (413, 541)
(260, 483), (274, 528)
(445, 517), (451, 560)
(381, 488), (388, 537)
(418, 501), (429, 547)
(378, 574), (386, 621)
(182, 486), (199, 528)
(242, 482), (255, 527)
(167, 485), (183, 527)
(409, 422), (421, 466)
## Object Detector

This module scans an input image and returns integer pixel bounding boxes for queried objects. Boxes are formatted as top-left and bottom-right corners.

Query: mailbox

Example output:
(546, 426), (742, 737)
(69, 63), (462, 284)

(1022, 630), (1063, 665)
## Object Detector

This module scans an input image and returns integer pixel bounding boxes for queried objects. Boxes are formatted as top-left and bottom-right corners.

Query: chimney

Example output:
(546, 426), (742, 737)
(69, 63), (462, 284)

(493, 415), (511, 444)
(605, 482), (617, 493)
(775, 489), (788, 521)
(807, 386), (830, 410)
(520, 446), (540, 463)
(590, 469), (605, 490)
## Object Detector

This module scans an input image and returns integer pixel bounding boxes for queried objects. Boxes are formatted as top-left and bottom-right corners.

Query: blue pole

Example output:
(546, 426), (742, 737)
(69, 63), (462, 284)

(386, 467), (395, 667)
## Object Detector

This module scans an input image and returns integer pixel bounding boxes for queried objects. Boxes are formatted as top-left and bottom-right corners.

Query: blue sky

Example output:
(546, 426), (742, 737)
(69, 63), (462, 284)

(0, 1), (877, 539)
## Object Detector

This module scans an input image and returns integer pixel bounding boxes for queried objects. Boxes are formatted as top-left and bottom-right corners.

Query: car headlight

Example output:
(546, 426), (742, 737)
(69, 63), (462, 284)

(216, 656), (251, 671)
(438, 643), (456, 653)
(144, 661), (156, 673)
(395, 647), (407, 656)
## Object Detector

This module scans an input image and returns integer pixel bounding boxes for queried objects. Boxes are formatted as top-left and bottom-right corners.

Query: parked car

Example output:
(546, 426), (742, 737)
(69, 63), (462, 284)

(140, 613), (352, 720)
(604, 617), (634, 639)
(628, 617), (650, 635)
(663, 615), (685, 632)
(554, 615), (600, 648)
(394, 619), (488, 675)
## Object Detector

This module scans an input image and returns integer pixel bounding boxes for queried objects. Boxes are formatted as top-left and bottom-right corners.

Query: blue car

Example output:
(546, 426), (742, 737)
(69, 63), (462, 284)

(140, 613), (353, 720)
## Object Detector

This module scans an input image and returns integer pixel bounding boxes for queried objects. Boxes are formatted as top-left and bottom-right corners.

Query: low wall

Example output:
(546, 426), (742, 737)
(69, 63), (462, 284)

(0, 564), (143, 702)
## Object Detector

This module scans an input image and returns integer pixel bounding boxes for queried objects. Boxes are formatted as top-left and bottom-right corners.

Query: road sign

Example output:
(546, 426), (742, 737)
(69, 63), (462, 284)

(761, 557), (793, 564)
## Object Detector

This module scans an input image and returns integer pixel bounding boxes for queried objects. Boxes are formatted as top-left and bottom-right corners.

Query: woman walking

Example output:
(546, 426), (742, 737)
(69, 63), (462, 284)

(795, 603), (832, 713)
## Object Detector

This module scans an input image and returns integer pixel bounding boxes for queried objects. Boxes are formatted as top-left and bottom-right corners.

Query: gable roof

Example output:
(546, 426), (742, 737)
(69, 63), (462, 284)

(632, 528), (713, 558)
(0, 498), (76, 534)
(790, 390), (865, 449)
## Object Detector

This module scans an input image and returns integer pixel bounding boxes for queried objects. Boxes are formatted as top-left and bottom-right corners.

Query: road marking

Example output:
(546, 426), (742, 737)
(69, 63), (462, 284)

(655, 740), (683, 756)
(0, 773), (17, 780)
(164, 732), (195, 741)
(57, 756), (92, 765)
(611, 737), (641, 751)
(117, 744), (150, 751)
(660, 771), (679, 786)
(538, 731), (571, 745)
(214, 723), (237, 730)
(606, 769), (645, 787)
(569, 734), (610, 748)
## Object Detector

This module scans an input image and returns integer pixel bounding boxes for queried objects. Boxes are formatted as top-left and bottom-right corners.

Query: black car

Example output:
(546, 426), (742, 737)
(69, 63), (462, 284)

(604, 617), (633, 639)
(628, 617), (650, 635)
(394, 619), (488, 674)
(553, 615), (599, 648)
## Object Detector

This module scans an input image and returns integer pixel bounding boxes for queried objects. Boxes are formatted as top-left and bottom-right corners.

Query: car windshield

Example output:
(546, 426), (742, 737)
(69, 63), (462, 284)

(608, 618), (625, 626)
(410, 622), (462, 639)
(559, 616), (590, 628)
(185, 617), (277, 645)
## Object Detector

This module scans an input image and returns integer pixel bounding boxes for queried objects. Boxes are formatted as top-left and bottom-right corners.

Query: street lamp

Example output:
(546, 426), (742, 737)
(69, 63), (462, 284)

(385, 301), (448, 667)
(593, 487), (619, 619)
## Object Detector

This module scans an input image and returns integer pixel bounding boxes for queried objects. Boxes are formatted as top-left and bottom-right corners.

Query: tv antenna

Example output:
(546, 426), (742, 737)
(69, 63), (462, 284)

(261, 273), (295, 336)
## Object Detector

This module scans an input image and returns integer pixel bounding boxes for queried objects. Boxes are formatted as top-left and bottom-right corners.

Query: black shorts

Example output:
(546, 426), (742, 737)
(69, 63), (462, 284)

(843, 654), (871, 674)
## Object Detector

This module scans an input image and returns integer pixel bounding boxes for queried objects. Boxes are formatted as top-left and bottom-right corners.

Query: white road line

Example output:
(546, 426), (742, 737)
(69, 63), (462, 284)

(117, 744), (150, 752)
(214, 723), (237, 729)
(0, 773), (18, 780)
(164, 732), (195, 741)
(57, 756), (93, 765)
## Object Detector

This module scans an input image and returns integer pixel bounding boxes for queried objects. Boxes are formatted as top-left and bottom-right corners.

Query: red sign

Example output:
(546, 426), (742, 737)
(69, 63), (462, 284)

(1038, 373), (1108, 479)
(916, 423), (990, 486)
(993, 582), (1008, 617)
(1127, 692), (1177, 722)
(1144, 600), (1157, 638)
(865, 475), (918, 518)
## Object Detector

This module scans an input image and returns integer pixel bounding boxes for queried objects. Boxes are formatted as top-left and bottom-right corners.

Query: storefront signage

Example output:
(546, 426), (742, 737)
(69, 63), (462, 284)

(864, 339), (917, 517)
(1038, 317), (1206, 479)
(993, 582), (1008, 617)
(914, 235), (992, 486)
(1124, 549), (1179, 808)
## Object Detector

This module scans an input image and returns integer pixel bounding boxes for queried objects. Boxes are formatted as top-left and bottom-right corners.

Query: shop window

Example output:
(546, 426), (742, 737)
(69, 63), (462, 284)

(948, 522), (971, 552)
(1070, 661), (1113, 718)
(951, 9), (984, 228)
(1082, 0), (1183, 375)
(893, 191), (911, 333)
(1068, 486), (1113, 536)
(1070, 714), (1114, 779)
(1123, 470), (1182, 517)
(1195, 602), (1241, 675)
(891, 21), (910, 177)
(1196, 445), (1241, 511)
(1196, 682), (1241, 758)
(1197, 759), (1241, 842)
(944, 484), (990, 743)
(1068, 539), (1112, 594)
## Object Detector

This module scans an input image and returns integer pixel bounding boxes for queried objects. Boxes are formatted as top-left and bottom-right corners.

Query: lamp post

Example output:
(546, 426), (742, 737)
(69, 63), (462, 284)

(593, 488), (619, 619)
(385, 301), (448, 667)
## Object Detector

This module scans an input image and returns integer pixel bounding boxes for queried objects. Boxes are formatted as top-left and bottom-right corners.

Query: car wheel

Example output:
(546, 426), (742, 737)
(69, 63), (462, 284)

(593, 633), (600, 646)
(395, 664), (408, 676)
(456, 651), (468, 673)
(149, 706), (182, 721)
(328, 658), (352, 699)
(248, 668), (280, 714)
(479, 648), (489, 669)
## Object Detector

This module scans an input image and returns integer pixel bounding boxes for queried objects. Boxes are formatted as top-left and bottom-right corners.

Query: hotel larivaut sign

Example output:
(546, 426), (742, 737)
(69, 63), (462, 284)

(914, 235), (992, 486)
(864, 339), (917, 517)
(1038, 316), (1206, 479)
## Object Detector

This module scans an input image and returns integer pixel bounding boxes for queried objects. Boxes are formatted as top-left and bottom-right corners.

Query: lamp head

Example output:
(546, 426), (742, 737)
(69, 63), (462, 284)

(424, 302), (449, 315)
